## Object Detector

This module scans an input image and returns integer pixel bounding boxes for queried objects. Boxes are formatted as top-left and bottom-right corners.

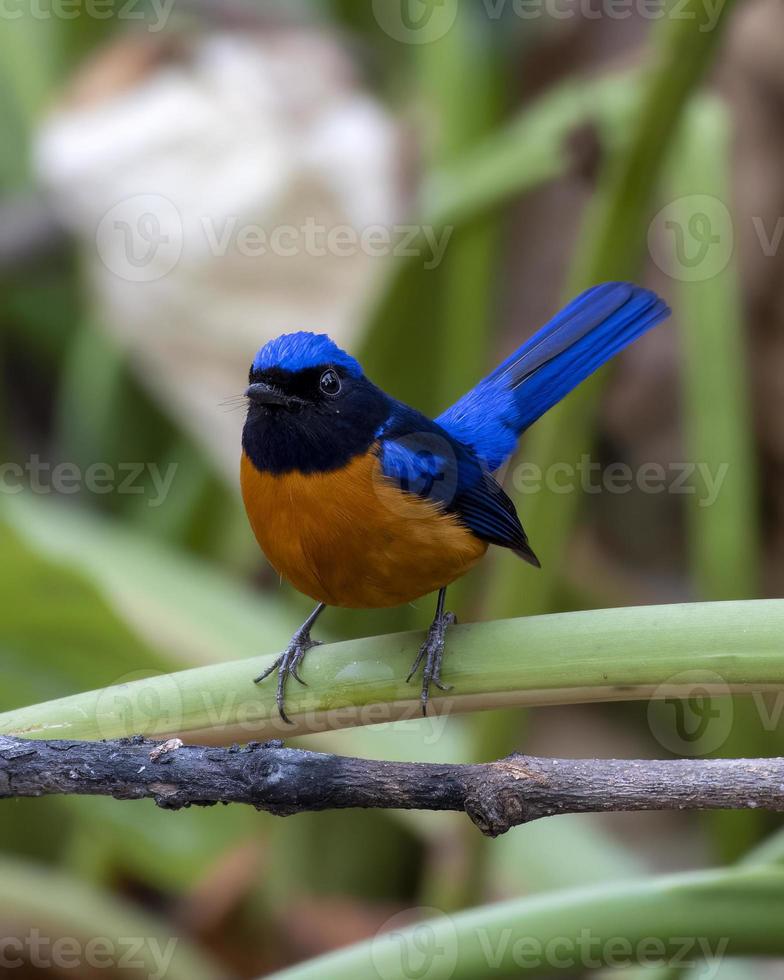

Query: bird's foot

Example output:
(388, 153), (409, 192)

(254, 627), (322, 724)
(406, 610), (457, 715)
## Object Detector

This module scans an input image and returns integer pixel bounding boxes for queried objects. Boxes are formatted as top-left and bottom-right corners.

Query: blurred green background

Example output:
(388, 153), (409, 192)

(1, 0), (784, 976)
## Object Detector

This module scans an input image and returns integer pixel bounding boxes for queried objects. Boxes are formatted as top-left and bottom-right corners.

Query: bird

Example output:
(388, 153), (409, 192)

(240, 282), (670, 721)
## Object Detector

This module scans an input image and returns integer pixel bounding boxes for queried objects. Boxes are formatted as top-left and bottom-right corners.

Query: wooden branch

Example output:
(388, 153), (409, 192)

(1, 735), (783, 837)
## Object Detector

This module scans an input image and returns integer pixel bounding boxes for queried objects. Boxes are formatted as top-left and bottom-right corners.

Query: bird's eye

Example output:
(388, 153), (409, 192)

(319, 369), (341, 395)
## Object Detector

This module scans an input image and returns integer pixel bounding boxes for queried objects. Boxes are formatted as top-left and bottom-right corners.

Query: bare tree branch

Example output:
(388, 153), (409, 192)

(1, 735), (783, 837)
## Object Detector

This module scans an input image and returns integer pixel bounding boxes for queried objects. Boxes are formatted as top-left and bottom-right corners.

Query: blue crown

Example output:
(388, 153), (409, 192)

(252, 332), (362, 377)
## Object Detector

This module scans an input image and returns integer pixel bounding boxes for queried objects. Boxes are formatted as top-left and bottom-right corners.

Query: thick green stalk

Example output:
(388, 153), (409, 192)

(421, 8), (505, 410)
(1, 599), (782, 744)
(264, 868), (784, 979)
(488, 0), (740, 619)
(667, 99), (758, 601)
(665, 98), (764, 862)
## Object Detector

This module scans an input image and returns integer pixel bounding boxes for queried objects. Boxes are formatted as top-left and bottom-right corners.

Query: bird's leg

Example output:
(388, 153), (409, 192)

(254, 602), (326, 724)
(406, 587), (456, 715)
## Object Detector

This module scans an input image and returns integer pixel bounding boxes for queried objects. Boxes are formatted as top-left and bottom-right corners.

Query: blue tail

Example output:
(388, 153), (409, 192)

(436, 282), (670, 471)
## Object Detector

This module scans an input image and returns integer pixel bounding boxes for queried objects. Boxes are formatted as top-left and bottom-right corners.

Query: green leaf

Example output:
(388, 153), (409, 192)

(4, 493), (298, 668)
(0, 855), (224, 980)
(0, 507), (174, 712)
(422, 72), (638, 231)
(484, 813), (647, 897)
(263, 867), (784, 979)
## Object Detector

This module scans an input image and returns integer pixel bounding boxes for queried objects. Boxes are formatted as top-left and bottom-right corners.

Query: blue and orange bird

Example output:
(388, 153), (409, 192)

(241, 282), (670, 720)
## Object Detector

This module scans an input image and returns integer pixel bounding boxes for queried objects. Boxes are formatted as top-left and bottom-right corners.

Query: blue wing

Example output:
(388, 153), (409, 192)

(376, 406), (539, 565)
(436, 282), (670, 471)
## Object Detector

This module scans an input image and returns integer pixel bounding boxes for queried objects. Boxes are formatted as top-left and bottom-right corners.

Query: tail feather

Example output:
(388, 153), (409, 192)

(436, 282), (670, 471)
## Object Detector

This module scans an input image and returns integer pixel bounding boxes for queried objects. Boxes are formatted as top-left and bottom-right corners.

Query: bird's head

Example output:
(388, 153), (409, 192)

(242, 332), (391, 474)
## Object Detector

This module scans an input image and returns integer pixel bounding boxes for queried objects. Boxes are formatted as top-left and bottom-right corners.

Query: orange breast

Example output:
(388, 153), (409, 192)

(240, 449), (487, 608)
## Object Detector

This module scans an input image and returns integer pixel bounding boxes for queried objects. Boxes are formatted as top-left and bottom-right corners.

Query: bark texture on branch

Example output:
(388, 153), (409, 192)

(1, 735), (783, 837)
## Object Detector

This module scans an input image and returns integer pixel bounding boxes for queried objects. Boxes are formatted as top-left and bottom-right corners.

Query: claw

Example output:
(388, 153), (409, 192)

(407, 594), (455, 715)
(253, 656), (282, 684)
(254, 621), (321, 722)
(406, 646), (427, 683)
(289, 659), (308, 686)
(275, 661), (291, 724)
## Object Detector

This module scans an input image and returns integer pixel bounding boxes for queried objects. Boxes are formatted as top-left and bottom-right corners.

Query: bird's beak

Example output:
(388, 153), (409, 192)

(245, 382), (291, 407)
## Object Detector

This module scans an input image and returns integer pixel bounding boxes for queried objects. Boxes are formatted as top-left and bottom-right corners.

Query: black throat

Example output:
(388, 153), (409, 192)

(242, 370), (391, 475)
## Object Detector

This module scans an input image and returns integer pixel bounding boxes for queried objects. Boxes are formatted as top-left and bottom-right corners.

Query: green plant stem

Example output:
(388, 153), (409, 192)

(488, 0), (740, 620)
(422, 72), (638, 230)
(264, 867), (784, 980)
(1, 599), (782, 744)
(667, 98), (758, 601)
(665, 97), (765, 862)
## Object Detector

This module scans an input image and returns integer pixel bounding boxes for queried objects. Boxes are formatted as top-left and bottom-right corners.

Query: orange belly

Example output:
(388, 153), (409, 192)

(240, 449), (487, 608)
